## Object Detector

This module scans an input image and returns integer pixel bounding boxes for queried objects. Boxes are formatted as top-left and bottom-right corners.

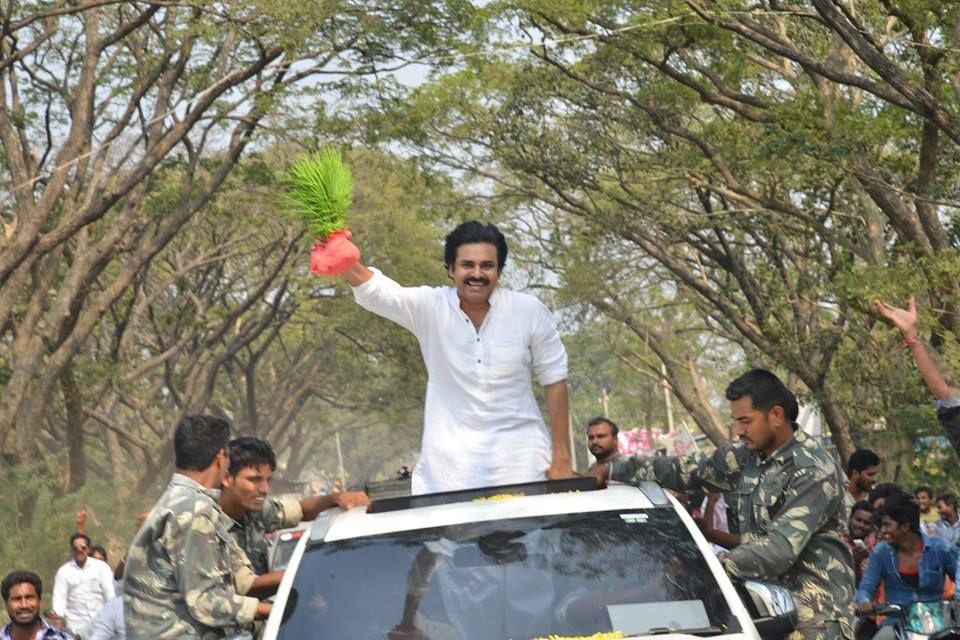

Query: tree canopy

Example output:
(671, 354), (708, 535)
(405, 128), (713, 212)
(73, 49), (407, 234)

(4, 0), (960, 584)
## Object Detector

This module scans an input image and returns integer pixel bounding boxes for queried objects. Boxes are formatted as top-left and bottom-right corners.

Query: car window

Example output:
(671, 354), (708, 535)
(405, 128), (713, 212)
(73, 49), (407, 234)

(271, 529), (306, 571)
(277, 508), (741, 640)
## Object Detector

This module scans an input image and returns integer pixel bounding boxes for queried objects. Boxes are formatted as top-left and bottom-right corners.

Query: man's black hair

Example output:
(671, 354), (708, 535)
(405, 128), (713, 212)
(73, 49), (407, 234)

(878, 492), (921, 533)
(914, 486), (934, 499)
(90, 545), (107, 561)
(228, 437), (277, 476)
(847, 448), (881, 475)
(1, 570), (42, 601)
(869, 482), (902, 505)
(724, 369), (799, 429)
(174, 415), (230, 471)
(850, 500), (874, 519)
(443, 221), (508, 271)
(70, 532), (91, 548)
(586, 416), (620, 437)
(937, 493), (958, 509)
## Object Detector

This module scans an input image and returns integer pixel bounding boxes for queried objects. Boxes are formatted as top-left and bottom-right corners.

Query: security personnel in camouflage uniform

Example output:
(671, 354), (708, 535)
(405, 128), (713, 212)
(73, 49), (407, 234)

(219, 437), (370, 575)
(594, 369), (855, 640)
(124, 416), (269, 640)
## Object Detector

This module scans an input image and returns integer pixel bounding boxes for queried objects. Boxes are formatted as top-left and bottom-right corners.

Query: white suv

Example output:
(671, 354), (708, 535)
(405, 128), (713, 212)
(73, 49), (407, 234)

(261, 479), (796, 640)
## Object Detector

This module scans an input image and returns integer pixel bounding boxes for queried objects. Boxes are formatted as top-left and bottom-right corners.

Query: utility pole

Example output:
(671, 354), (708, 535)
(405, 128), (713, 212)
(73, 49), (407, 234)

(568, 412), (578, 472)
(601, 387), (610, 417)
(661, 363), (674, 434)
(335, 431), (347, 490)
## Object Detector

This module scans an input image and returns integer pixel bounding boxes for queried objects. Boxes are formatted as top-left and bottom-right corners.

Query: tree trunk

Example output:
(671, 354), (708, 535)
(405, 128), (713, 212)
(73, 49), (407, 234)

(60, 364), (87, 493)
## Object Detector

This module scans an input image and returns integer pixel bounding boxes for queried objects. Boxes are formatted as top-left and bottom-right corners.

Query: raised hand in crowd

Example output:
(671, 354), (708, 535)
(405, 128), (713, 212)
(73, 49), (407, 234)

(874, 296), (951, 399)
(75, 510), (87, 534)
(874, 296), (960, 458)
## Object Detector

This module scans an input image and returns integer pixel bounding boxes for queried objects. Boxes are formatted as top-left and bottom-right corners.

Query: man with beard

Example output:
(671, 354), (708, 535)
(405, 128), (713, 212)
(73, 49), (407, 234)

(844, 501), (877, 585)
(844, 449), (880, 514)
(320, 220), (572, 494)
(1, 571), (74, 640)
(585, 417), (626, 469)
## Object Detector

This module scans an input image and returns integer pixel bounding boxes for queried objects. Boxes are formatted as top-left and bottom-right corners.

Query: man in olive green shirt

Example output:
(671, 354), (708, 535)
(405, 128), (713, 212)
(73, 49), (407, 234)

(124, 416), (271, 640)
(219, 437), (370, 575)
(592, 369), (855, 640)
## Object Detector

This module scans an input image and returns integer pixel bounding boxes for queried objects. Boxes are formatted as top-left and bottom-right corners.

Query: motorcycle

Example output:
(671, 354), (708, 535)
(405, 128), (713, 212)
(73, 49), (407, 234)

(868, 603), (960, 640)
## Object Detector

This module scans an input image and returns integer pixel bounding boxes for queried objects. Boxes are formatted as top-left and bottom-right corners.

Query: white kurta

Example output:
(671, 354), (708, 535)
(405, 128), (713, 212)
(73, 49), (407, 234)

(353, 268), (568, 494)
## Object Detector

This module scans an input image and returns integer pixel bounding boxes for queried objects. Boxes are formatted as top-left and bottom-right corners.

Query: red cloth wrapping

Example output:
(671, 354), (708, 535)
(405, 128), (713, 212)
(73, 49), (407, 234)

(310, 229), (360, 276)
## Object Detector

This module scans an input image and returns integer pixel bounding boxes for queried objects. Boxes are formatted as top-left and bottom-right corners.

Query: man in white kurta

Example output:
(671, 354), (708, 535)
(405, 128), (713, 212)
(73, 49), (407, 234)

(328, 221), (572, 494)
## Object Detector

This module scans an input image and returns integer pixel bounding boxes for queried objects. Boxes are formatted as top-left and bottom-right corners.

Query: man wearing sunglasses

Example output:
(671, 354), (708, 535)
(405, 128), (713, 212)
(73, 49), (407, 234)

(52, 532), (114, 637)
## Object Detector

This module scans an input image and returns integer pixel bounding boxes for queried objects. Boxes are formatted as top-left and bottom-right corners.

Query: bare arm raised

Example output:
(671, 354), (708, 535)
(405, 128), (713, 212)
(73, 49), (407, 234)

(874, 296), (951, 399)
(875, 296), (960, 458)
(343, 261), (373, 287)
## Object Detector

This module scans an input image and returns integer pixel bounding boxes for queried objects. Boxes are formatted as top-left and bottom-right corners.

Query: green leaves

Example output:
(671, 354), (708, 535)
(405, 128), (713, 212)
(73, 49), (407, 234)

(286, 148), (354, 239)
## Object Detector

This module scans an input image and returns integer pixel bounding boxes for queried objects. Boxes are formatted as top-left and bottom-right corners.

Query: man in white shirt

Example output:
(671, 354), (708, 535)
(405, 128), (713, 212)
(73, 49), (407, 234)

(88, 595), (124, 640)
(52, 532), (115, 638)
(321, 220), (572, 494)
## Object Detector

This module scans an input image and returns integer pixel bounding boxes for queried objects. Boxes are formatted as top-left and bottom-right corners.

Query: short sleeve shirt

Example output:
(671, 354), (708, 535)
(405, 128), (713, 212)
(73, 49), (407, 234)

(227, 496), (303, 575)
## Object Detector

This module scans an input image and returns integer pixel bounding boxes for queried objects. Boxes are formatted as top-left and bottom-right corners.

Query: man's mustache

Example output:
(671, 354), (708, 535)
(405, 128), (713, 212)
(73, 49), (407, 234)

(465, 278), (489, 286)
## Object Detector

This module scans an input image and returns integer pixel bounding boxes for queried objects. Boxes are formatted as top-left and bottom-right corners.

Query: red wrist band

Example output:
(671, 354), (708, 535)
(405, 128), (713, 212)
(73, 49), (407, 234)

(901, 334), (921, 348)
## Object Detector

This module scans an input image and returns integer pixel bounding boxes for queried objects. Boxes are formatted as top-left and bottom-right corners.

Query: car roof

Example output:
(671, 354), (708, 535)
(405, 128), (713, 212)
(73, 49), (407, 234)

(313, 482), (670, 543)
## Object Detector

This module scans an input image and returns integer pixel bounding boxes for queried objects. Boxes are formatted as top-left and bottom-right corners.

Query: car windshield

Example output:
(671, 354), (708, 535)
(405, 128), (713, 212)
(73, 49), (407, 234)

(277, 508), (742, 640)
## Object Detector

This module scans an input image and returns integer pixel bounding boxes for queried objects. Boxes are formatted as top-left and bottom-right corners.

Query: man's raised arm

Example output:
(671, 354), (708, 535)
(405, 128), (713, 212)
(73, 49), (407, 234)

(343, 262), (373, 287)
(875, 296), (951, 398)
(310, 231), (371, 285)
(875, 296), (960, 457)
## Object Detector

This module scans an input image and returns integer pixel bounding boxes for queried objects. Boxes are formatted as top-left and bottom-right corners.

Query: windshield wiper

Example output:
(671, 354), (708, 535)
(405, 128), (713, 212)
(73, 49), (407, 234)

(644, 626), (727, 636)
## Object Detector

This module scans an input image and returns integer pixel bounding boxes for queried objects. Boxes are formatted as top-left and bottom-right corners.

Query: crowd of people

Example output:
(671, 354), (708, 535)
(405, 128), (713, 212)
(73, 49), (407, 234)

(2, 425), (369, 640)
(2, 222), (960, 640)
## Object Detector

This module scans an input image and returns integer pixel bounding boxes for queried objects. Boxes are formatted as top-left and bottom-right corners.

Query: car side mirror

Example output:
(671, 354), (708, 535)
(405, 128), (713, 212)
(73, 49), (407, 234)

(738, 580), (798, 640)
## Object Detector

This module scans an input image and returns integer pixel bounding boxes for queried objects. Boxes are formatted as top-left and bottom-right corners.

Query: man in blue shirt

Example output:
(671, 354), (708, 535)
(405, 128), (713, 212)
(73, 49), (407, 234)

(855, 493), (958, 638)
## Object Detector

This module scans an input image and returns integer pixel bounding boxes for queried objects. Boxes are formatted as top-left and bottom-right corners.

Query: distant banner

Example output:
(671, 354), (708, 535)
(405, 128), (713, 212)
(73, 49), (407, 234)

(617, 426), (698, 457)
(617, 428), (661, 455)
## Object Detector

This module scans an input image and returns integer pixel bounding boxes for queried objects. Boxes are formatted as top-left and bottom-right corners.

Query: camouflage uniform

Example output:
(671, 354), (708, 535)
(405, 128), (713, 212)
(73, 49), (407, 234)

(587, 452), (631, 473)
(610, 430), (855, 640)
(123, 474), (259, 640)
(226, 495), (303, 575)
